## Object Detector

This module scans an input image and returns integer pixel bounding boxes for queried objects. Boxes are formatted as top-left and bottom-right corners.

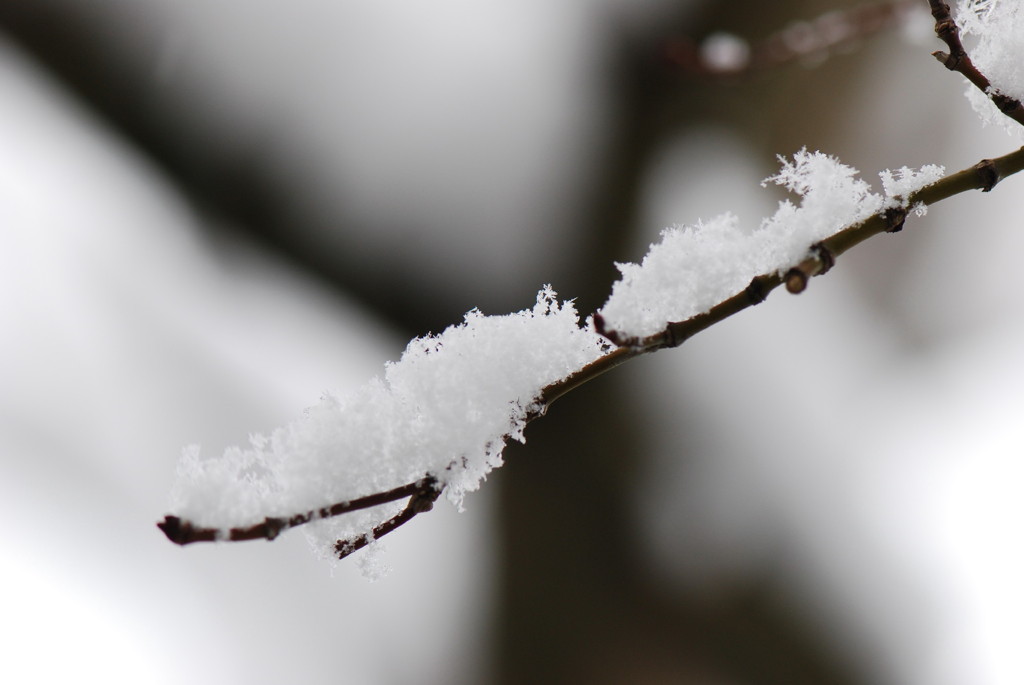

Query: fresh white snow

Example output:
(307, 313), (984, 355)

(170, 287), (606, 557)
(598, 151), (943, 338)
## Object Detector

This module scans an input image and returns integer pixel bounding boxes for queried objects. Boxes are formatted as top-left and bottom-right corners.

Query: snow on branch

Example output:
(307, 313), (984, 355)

(929, 0), (1024, 130)
(160, 287), (605, 562)
(160, 145), (1024, 566)
(159, 475), (441, 559)
(159, 0), (1024, 569)
(596, 151), (942, 340)
(595, 149), (1024, 352)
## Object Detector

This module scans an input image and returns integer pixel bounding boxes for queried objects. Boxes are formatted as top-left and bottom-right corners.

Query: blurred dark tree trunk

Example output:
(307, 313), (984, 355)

(495, 1), (876, 683)
(0, 0), (453, 337)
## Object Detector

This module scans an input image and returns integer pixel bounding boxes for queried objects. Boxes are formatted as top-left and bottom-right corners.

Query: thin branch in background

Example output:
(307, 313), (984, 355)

(666, 0), (920, 78)
(927, 0), (1024, 127)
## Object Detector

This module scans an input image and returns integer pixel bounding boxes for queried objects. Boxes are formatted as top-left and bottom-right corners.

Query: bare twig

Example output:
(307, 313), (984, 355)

(928, 0), (1024, 127)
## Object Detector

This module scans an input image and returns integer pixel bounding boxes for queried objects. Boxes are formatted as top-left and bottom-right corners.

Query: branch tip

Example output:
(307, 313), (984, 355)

(157, 515), (183, 544)
(931, 50), (953, 68)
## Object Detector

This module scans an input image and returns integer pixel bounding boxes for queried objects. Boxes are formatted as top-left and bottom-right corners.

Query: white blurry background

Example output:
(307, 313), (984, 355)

(2, 1), (1023, 684)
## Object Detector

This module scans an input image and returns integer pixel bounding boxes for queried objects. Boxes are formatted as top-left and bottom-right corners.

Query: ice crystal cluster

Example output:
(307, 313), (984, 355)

(170, 287), (606, 555)
(958, 0), (1024, 135)
(598, 151), (944, 338)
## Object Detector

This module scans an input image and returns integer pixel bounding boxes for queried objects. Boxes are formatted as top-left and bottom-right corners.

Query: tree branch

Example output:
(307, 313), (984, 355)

(334, 483), (442, 560)
(596, 146), (1024, 350)
(158, 144), (1024, 558)
(928, 0), (1024, 127)
(158, 475), (440, 548)
(158, 1), (1024, 561)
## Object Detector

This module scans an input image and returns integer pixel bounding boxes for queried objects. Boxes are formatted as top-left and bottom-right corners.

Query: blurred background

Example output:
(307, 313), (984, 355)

(2, 0), (1023, 683)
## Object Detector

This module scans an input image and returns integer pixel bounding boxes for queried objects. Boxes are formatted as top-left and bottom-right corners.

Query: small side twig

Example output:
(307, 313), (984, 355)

(928, 0), (1024, 127)
(158, 475), (441, 552)
(334, 483), (443, 560)
(666, 0), (919, 79)
(594, 144), (1024, 352)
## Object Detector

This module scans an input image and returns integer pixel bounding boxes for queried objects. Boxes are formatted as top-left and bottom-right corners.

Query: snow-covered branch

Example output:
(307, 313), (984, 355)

(594, 148), (1023, 352)
(928, 0), (1024, 127)
(158, 475), (441, 559)
(158, 0), (1024, 568)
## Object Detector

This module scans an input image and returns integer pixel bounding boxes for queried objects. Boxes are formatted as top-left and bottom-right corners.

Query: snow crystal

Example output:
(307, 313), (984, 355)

(169, 286), (606, 558)
(597, 214), (756, 339)
(598, 150), (943, 338)
(957, 0), (1024, 135)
